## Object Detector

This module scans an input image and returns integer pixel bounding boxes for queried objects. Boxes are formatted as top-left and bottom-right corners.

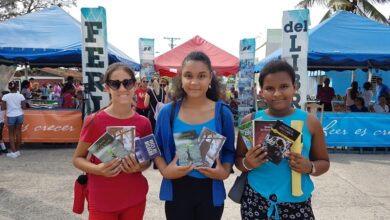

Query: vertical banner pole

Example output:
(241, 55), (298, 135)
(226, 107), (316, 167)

(237, 38), (256, 124)
(139, 38), (155, 81)
(81, 7), (109, 116)
(282, 9), (310, 109)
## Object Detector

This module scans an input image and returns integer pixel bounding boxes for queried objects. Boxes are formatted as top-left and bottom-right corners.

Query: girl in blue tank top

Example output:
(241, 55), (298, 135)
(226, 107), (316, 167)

(235, 60), (330, 220)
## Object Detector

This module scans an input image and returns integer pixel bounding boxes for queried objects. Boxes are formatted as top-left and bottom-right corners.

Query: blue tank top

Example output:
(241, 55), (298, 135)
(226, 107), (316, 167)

(248, 109), (314, 203)
(173, 117), (216, 178)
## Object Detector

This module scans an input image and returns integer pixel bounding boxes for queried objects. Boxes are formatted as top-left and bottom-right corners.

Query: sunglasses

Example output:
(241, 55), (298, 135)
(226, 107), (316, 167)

(142, 80), (149, 83)
(106, 79), (135, 90)
(160, 84), (167, 87)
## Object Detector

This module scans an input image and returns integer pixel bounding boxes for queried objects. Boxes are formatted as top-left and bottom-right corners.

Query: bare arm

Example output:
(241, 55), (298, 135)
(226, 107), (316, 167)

(144, 93), (150, 108)
(154, 155), (194, 179)
(1, 101), (6, 110)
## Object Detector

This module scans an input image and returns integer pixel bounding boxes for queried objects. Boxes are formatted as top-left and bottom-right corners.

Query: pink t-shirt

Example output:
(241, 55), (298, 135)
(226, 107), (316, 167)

(80, 111), (152, 212)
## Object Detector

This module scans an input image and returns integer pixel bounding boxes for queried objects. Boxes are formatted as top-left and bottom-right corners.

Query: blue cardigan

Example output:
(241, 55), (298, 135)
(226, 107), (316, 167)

(154, 100), (236, 206)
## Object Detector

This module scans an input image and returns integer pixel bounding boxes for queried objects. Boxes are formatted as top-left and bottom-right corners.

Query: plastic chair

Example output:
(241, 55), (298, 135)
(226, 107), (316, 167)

(305, 103), (324, 124)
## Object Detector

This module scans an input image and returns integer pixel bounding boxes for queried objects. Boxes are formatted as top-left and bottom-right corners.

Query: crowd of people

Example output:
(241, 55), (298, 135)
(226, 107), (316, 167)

(317, 77), (390, 113)
(71, 54), (329, 220)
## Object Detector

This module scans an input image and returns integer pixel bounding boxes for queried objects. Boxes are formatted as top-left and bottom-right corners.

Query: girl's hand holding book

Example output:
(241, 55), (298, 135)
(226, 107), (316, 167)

(121, 154), (142, 173)
(161, 154), (194, 179)
(194, 157), (230, 180)
(287, 152), (312, 174)
(244, 145), (268, 170)
(96, 158), (122, 177)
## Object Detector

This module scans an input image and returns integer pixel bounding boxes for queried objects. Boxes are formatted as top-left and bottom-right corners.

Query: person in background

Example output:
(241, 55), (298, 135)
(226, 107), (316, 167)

(154, 51), (235, 220)
(20, 80), (32, 108)
(28, 78), (35, 90)
(144, 77), (168, 131)
(349, 97), (368, 112)
(134, 77), (149, 117)
(373, 96), (389, 113)
(160, 76), (171, 101)
(40, 83), (50, 100)
(361, 82), (373, 108)
(0, 91), (9, 154)
(317, 78), (335, 111)
(345, 81), (360, 110)
(235, 60), (329, 220)
(72, 63), (153, 220)
(375, 77), (390, 103)
(62, 84), (76, 108)
(2, 82), (26, 159)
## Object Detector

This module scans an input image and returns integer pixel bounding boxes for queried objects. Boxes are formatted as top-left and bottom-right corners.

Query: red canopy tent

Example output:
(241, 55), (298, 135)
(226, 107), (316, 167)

(154, 35), (239, 77)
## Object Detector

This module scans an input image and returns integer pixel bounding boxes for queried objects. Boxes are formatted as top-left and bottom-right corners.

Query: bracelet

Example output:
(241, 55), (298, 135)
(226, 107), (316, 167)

(242, 157), (253, 171)
(309, 161), (316, 175)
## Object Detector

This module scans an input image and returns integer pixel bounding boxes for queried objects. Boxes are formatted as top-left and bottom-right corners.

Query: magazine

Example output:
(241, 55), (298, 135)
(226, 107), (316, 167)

(197, 127), (227, 167)
(262, 120), (301, 165)
(253, 120), (276, 148)
(135, 134), (161, 163)
(88, 132), (130, 163)
(173, 130), (202, 166)
(106, 126), (136, 152)
(238, 120), (253, 149)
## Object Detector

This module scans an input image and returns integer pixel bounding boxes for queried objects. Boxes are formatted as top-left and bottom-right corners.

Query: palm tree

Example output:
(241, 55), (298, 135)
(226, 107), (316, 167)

(296, 0), (390, 25)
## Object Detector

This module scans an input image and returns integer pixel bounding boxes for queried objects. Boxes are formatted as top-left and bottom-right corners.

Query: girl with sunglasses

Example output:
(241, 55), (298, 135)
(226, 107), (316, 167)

(73, 63), (153, 220)
(154, 51), (236, 220)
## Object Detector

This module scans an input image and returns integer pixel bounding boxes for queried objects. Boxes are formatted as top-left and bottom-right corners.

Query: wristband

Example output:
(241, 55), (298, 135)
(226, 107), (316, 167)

(242, 157), (253, 171)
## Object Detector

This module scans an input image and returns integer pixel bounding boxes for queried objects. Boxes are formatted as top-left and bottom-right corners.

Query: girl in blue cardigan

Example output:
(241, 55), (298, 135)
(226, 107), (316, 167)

(154, 51), (236, 220)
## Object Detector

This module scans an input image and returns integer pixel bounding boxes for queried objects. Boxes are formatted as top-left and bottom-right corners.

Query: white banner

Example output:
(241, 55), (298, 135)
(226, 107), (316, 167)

(81, 7), (109, 114)
(282, 9), (309, 109)
(139, 38), (155, 81)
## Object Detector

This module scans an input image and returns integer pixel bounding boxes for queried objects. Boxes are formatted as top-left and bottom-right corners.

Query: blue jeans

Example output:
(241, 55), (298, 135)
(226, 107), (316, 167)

(7, 115), (24, 125)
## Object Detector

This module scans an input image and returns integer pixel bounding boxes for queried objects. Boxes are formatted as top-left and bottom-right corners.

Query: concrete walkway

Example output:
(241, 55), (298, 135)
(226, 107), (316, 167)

(0, 148), (389, 220)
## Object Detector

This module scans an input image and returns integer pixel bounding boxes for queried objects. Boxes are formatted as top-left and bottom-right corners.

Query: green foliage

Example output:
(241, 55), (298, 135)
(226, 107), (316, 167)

(296, 0), (390, 25)
(0, 0), (77, 21)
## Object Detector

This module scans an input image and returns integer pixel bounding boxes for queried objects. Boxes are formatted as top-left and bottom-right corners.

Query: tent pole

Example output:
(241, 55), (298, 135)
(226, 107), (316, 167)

(24, 63), (28, 80)
(351, 70), (355, 82)
(368, 69), (372, 82)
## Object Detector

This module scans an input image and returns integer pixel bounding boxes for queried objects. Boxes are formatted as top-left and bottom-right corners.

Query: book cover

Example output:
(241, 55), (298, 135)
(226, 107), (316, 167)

(135, 134), (161, 163)
(106, 126), (136, 152)
(173, 130), (202, 166)
(253, 120), (276, 148)
(262, 120), (301, 165)
(197, 127), (227, 167)
(88, 132), (130, 163)
(238, 120), (253, 149)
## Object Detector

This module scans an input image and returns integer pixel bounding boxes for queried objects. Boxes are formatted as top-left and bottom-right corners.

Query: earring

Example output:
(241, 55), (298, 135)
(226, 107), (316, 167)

(208, 84), (211, 89)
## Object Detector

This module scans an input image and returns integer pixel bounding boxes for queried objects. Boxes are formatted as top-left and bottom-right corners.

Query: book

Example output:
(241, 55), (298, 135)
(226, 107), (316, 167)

(88, 132), (130, 163)
(197, 127), (227, 167)
(253, 120), (276, 148)
(174, 130), (202, 166)
(238, 120), (253, 149)
(106, 126), (136, 152)
(262, 120), (301, 165)
(135, 134), (161, 163)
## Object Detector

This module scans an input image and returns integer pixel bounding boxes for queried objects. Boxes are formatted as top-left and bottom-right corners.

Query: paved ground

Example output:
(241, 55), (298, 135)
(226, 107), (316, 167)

(0, 146), (389, 220)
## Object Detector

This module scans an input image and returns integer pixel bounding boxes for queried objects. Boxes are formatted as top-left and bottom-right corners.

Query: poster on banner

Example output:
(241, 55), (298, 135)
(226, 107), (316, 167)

(139, 38), (155, 81)
(81, 7), (109, 114)
(282, 9), (309, 109)
(237, 38), (256, 124)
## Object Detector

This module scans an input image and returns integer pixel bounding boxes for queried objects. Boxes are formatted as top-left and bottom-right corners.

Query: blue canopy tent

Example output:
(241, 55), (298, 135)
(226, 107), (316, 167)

(255, 11), (390, 72)
(0, 6), (140, 70)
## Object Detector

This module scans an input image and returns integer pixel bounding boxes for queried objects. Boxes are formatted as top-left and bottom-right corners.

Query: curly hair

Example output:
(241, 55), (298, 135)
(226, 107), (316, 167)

(171, 51), (221, 101)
